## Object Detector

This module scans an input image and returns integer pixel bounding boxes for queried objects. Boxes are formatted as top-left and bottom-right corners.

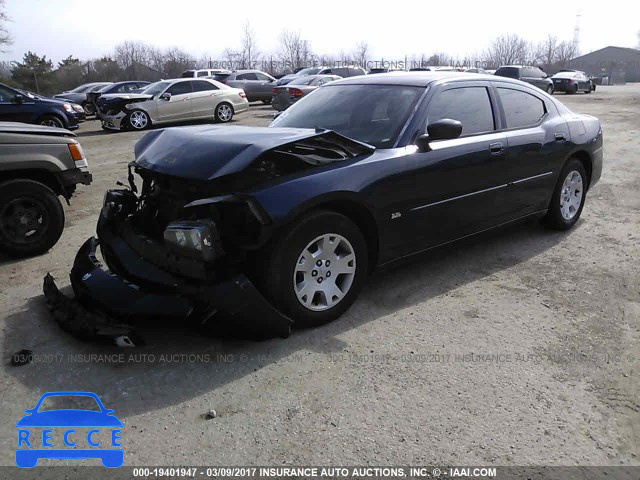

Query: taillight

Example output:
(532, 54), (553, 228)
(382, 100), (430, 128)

(288, 88), (303, 97)
(272, 88), (278, 94)
(238, 91), (246, 98)
(567, 79), (573, 84)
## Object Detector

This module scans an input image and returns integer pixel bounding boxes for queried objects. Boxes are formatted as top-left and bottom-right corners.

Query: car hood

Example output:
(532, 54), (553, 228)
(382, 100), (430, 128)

(16, 410), (123, 427)
(0, 121), (75, 137)
(134, 125), (375, 181)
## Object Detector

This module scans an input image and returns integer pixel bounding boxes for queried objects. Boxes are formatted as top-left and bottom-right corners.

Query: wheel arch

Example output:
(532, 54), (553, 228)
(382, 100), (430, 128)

(0, 169), (64, 197)
(277, 195), (380, 273)
(569, 150), (593, 190)
(36, 112), (67, 128)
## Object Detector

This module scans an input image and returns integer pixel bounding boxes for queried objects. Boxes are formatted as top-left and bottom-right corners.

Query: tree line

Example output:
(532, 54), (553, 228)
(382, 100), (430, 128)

(0, 0), (587, 97)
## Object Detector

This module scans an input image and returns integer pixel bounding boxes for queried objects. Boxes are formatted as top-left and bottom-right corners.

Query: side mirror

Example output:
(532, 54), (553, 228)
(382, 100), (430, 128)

(416, 119), (463, 152)
(160, 92), (171, 101)
(13, 94), (25, 104)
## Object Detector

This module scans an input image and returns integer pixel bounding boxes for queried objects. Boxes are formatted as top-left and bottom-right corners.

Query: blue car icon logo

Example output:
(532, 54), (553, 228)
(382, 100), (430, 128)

(15, 391), (123, 468)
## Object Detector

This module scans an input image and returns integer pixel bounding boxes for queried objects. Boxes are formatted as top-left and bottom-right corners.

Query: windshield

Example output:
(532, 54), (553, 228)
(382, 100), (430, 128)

(288, 76), (316, 86)
(271, 84), (424, 149)
(37, 395), (101, 412)
(295, 68), (321, 76)
(67, 84), (92, 93)
(141, 81), (171, 97)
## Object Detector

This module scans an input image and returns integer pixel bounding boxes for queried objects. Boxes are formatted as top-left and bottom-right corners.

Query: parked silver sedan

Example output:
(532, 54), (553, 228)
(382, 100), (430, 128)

(271, 75), (342, 111)
(99, 78), (249, 131)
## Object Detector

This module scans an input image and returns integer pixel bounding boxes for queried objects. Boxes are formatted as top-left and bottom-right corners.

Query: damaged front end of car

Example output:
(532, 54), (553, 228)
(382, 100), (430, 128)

(43, 126), (374, 346)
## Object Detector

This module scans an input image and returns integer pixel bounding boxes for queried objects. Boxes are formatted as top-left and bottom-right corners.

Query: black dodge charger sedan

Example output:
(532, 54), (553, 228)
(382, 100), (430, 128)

(44, 72), (603, 345)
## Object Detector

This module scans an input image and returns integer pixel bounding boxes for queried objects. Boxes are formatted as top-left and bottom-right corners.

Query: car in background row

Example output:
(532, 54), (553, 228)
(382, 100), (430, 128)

(17, 89), (87, 121)
(494, 65), (554, 94)
(271, 75), (342, 111)
(181, 69), (231, 78)
(0, 122), (92, 257)
(465, 67), (489, 74)
(550, 70), (595, 94)
(0, 82), (82, 129)
(53, 82), (113, 115)
(86, 81), (151, 111)
(209, 70), (277, 103)
(276, 66), (366, 86)
(98, 78), (249, 131)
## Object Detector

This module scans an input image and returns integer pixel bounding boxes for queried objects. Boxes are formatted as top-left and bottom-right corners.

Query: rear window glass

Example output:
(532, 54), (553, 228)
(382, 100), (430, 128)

(495, 67), (520, 78)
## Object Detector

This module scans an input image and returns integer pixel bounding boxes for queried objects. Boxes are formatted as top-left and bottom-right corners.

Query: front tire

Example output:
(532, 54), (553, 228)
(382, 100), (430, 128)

(544, 158), (587, 230)
(260, 211), (368, 327)
(214, 102), (234, 123)
(0, 179), (65, 257)
(82, 101), (95, 115)
(127, 109), (150, 130)
(546, 85), (554, 95)
(38, 115), (64, 128)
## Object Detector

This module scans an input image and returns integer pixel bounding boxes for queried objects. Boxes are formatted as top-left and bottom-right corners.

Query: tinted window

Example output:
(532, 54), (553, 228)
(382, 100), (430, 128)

(296, 68), (321, 75)
(0, 84), (17, 102)
(211, 73), (230, 82)
(497, 88), (546, 129)
(197, 71), (209, 77)
(181, 70), (195, 78)
(192, 80), (218, 92)
(333, 68), (349, 77)
(237, 72), (258, 80)
(495, 67), (520, 79)
(166, 81), (192, 95)
(348, 68), (366, 76)
(270, 84), (424, 149)
(255, 72), (272, 81)
(426, 87), (494, 136)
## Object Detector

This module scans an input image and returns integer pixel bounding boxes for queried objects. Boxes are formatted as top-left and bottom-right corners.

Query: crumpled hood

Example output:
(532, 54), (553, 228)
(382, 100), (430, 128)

(133, 125), (374, 181)
(100, 93), (153, 103)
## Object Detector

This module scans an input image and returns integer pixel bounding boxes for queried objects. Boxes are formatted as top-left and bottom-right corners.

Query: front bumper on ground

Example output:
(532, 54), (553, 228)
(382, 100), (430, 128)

(43, 227), (293, 346)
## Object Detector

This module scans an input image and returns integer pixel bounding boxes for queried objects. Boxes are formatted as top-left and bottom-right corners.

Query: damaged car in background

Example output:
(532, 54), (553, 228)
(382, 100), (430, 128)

(44, 73), (603, 346)
(97, 78), (249, 132)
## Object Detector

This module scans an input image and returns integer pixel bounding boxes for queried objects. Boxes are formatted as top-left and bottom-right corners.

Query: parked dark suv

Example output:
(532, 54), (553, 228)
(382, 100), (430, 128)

(494, 65), (554, 93)
(0, 83), (81, 130)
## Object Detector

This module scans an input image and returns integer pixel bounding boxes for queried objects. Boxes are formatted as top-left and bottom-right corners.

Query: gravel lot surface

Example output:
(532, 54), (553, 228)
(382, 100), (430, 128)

(1, 85), (639, 468)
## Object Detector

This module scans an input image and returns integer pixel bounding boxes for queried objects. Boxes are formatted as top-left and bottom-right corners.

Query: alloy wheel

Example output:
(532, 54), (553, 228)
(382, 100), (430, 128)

(293, 233), (356, 312)
(129, 111), (148, 129)
(560, 170), (584, 221)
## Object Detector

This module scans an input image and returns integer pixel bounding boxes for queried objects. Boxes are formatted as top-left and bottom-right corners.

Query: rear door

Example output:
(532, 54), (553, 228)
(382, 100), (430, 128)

(254, 72), (276, 100)
(190, 80), (223, 118)
(233, 72), (259, 100)
(494, 83), (570, 216)
(156, 81), (193, 122)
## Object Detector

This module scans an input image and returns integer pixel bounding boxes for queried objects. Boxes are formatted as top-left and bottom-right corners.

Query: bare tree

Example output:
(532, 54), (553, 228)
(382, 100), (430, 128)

(0, 0), (12, 51)
(556, 41), (578, 68)
(279, 30), (314, 72)
(114, 41), (150, 77)
(353, 42), (369, 68)
(147, 46), (165, 74)
(539, 35), (558, 68)
(163, 47), (195, 78)
(240, 21), (259, 69)
(483, 34), (529, 68)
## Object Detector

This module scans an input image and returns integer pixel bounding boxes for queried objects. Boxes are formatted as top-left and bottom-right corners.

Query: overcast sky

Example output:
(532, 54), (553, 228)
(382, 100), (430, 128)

(1, 0), (638, 65)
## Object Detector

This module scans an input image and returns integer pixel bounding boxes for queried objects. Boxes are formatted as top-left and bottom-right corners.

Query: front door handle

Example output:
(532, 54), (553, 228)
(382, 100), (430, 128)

(554, 133), (566, 141)
(489, 142), (504, 155)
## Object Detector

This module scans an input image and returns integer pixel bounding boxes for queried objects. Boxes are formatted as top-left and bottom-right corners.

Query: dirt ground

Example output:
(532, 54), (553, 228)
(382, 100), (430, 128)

(1, 85), (639, 468)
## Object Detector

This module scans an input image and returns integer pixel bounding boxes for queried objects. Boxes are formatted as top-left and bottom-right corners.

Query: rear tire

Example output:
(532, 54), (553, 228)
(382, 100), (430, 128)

(544, 158), (587, 231)
(258, 210), (368, 328)
(0, 179), (65, 257)
(261, 99), (272, 105)
(546, 85), (554, 95)
(82, 101), (95, 115)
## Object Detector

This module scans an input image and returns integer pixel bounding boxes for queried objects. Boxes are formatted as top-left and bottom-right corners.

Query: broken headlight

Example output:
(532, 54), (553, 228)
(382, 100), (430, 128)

(163, 220), (221, 262)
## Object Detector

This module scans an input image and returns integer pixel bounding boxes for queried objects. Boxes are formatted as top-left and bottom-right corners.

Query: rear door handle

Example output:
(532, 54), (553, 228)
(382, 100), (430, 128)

(489, 142), (504, 155)
(554, 133), (566, 141)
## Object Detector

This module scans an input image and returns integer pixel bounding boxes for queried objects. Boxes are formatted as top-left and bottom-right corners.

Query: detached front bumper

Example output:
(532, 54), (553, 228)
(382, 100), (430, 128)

(44, 222), (292, 346)
(100, 111), (126, 131)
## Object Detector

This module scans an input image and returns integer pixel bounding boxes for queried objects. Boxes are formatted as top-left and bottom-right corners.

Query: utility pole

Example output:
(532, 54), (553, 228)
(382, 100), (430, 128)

(573, 11), (582, 54)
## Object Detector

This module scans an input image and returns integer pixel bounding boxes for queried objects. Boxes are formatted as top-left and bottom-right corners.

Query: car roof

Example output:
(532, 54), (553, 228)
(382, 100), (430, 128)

(329, 71), (518, 87)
